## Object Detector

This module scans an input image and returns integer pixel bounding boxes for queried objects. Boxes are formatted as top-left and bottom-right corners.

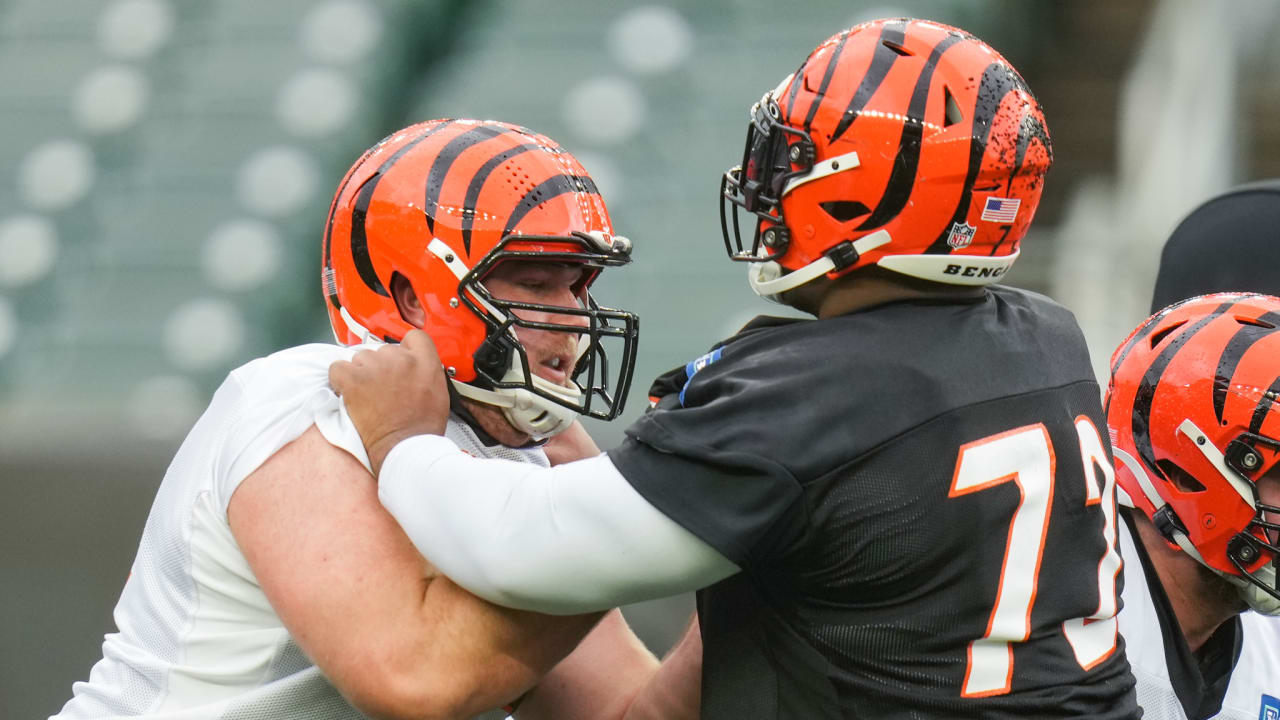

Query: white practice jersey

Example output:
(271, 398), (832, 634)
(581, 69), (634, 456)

(1118, 514), (1280, 720)
(52, 343), (547, 720)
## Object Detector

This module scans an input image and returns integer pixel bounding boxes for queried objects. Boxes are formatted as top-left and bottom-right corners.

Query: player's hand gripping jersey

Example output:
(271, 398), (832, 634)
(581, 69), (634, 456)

(609, 286), (1137, 719)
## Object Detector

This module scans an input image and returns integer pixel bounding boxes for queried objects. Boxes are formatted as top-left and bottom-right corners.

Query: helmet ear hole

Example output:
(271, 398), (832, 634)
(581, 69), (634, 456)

(1156, 459), (1207, 493)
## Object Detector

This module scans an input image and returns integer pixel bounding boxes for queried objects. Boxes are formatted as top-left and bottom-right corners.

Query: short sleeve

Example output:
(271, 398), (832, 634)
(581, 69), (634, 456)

(213, 345), (370, 512)
(607, 426), (806, 570)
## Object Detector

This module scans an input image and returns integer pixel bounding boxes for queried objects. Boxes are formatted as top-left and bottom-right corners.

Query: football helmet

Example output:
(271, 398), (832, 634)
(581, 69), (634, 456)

(720, 18), (1052, 299)
(1107, 293), (1280, 614)
(322, 119), (639, 439)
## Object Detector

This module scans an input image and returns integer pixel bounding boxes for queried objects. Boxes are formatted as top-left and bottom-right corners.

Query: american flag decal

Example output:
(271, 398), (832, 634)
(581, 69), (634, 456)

(981, 197), (1020, 223)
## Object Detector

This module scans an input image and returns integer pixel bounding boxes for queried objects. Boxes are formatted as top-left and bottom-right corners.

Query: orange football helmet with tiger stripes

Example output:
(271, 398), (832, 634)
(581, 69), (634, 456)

(322, 119), (638, 438)
(720, 18), (1052, 298)
(1107, 293), (1280, 614)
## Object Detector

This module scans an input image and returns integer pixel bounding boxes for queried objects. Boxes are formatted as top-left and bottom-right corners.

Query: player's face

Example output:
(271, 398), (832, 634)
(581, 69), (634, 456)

(481, 260), (590, 388)
(1259, 468), (1280, 546)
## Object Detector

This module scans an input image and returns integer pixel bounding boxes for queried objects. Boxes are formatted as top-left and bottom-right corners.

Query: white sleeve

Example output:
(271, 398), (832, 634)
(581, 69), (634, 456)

(377, 434), (740, 614)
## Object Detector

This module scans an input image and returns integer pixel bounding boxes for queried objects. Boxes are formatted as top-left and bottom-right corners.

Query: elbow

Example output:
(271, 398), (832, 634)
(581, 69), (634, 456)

(338, 653), (508, 720)
(344, 671), (496, 720)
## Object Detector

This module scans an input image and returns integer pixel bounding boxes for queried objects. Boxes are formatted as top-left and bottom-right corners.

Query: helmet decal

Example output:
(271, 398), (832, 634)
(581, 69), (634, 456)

(1129, 301), (1237, 480)
(324, 121), (453, 304)
(827, 22), (905, 141)
(922, 62), (1050, 256)
(460, 143), (540, 253)
(422, 124), (509, 238)
(502, 173), (601, 240)
(851, 34), (964, 232)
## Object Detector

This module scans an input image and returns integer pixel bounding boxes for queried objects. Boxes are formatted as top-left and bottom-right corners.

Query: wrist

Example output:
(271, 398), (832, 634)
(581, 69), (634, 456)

(368, 430), (423, 476)
(377, 433), (462, 479)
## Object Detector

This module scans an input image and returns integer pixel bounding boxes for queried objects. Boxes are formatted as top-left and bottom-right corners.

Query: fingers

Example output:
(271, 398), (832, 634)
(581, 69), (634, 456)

(328, 348), (387, 394)
(328, 359), (354, 395)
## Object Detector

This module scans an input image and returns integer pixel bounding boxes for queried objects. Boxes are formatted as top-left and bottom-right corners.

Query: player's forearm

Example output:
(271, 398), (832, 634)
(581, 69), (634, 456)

(618, 615), (702, 720)
(396, 576), (603, 719)
(513, 610), (658, 720)
(377, 434), (739, 614)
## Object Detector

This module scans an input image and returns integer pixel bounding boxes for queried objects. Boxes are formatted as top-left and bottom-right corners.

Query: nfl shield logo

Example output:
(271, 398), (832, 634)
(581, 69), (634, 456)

(946, 222), (976, 249)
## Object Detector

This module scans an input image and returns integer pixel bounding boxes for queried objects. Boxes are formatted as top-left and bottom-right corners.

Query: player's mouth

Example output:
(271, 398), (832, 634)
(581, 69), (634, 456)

(535, 352), (575, 387)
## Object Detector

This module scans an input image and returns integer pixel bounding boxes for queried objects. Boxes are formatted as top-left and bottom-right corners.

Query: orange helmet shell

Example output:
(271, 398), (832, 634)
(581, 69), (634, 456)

(1107, 293), (1280, 584)
(323, 119), (614, 382)
(721, 18), (1052, 287)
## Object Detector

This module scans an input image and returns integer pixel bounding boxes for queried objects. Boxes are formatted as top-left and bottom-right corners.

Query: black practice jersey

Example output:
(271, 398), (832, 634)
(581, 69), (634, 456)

(609, 285), (1139, 719)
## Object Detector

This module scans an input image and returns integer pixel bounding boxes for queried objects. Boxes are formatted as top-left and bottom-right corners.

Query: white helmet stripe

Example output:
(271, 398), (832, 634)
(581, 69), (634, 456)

(1177, 419), (1259, 510)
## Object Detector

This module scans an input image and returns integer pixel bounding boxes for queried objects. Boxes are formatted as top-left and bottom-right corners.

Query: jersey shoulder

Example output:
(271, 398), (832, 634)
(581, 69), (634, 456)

(211, 343), (367, 506)
(629, 289), (1098, 477)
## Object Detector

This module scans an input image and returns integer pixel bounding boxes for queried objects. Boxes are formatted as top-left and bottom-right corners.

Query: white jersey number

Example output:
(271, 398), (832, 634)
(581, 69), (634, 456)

(949, 419), (1121, 698)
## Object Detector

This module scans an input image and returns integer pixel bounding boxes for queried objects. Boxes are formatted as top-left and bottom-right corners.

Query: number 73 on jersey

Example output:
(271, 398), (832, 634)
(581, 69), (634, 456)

(949, 417), (1121, 698)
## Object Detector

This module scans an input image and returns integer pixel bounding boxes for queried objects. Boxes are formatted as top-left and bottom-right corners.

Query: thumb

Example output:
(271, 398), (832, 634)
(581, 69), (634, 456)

(401, 329), (443, 365)
(328, 359), (353, 395)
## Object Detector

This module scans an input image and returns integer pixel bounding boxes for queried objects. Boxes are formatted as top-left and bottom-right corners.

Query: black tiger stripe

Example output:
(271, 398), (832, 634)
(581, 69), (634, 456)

(322, 144), (377, 308)
(1132, 302), (1235, 478)
(1249, 376), (1280, 436)
(988, 111), (1051, 255)
(1111, 296), (1204, 376)
(783, 58), (808, 119)
(501, 174), (600, 239)
(1214, 308), (1280, 422)
(802, 29), (851, 131)
(460, 143), (541, 255)
(1012, 111), (1052, 182)
(856, 31), (964, 232)
(923, 61), (1022, 255)
(349, 121), (453, 296)
(830, 20), (907, 142)
(423, 124), (507, 236)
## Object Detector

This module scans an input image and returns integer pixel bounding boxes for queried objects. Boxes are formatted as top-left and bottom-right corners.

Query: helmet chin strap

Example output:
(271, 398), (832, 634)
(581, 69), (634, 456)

(748, 230), (892, 302)
(450, 370), (581, 441)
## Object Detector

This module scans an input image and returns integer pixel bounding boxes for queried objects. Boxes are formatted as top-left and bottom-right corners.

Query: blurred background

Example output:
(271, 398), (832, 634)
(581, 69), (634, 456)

(4, 0), (1280, 717)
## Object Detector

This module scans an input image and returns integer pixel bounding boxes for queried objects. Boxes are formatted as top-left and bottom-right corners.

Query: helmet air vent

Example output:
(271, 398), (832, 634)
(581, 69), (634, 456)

(882, 39), (912, 56)
(1156, 459), (1206, 493)
(819, 200), (871, 223)
(1235, 315), (1277, 329)
(943, 86), (964, 127)
(1149, 321), (1187, 349)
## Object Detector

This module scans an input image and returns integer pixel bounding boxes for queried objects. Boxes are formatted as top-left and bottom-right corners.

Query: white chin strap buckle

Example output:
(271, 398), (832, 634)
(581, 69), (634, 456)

(450, 352), (585, 440)
(748, 229), (891, 301)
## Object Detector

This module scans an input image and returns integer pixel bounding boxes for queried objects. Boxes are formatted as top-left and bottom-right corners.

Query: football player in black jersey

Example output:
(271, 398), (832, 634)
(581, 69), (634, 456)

(331, 18), (1139, 719)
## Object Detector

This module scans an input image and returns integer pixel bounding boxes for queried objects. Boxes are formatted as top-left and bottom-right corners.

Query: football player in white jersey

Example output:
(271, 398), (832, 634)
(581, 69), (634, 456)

(51, 119), (698, 720)
(1107, 292), (1280, 720)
